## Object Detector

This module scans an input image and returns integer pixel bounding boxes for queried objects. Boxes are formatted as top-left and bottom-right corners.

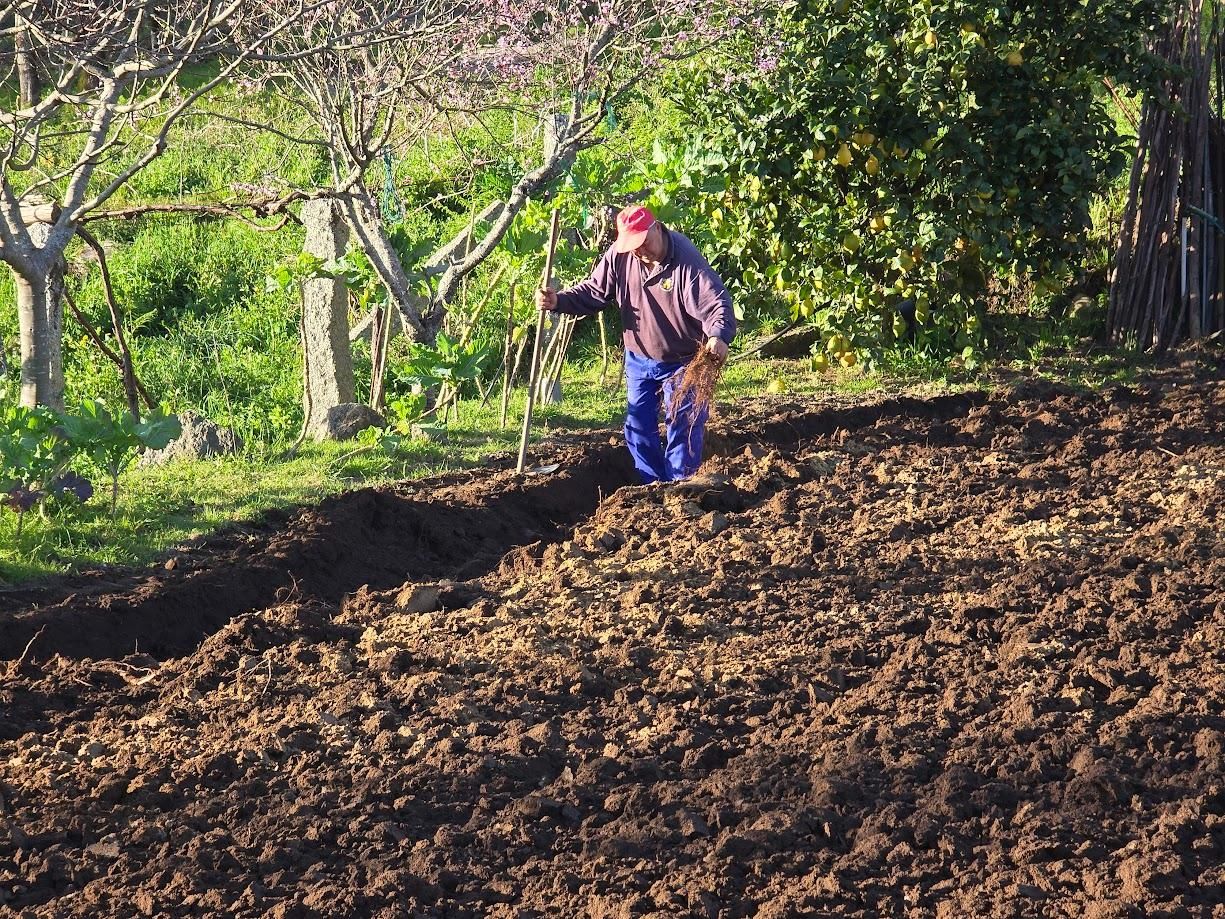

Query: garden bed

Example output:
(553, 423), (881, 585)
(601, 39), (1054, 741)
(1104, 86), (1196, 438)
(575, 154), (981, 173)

(1, 362), (1223, 917)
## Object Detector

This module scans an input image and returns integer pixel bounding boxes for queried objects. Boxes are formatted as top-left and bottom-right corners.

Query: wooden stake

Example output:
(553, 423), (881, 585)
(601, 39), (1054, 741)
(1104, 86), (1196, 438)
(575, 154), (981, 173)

(516, 208), (561, 474)
(498, 279), (517, 428)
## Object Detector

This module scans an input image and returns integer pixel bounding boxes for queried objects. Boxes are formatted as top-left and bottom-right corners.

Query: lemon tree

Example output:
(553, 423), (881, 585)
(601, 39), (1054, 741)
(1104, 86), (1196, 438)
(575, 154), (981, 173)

(681, 0), (1163, 364)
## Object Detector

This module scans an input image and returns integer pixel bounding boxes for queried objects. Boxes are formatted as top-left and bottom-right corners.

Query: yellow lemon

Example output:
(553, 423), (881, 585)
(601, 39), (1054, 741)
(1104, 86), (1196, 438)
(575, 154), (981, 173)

(842, 232), (862, 253)
(814, 145), (827, 161)
(865, 154), (880, 176)
(765, 378), (788, 395)
(835, 143), (853, 167)
(1006, 50), (1024, 67)
(811, 352), (830, 372)
(840, 351), (858, 368)
(924, 29), (937, 48)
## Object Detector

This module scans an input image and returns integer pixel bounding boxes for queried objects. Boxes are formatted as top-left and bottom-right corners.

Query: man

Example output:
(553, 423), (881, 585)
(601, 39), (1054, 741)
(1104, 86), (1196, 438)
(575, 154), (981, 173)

(536, 205), (735, 484)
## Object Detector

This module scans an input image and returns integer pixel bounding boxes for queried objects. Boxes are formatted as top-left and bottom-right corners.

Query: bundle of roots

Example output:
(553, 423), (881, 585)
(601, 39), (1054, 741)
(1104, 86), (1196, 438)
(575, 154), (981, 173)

(668, 347), (725, 432)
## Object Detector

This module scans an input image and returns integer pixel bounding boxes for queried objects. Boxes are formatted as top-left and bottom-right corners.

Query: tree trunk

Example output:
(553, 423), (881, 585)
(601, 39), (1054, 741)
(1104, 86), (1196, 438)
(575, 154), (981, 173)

(340, 192), (431, 342)
(15, 21), (40, 109)
(300, 198), (355, 439)
(14, 225), (66, 410)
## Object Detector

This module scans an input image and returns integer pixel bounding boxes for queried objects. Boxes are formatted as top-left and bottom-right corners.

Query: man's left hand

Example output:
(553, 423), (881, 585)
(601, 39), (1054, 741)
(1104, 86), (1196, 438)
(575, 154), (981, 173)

(705, 337), (729, 361)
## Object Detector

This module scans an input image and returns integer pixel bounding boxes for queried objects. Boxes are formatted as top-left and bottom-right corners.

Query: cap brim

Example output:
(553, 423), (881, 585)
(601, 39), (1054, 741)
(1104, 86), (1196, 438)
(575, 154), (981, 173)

(614, 229), (650, 253)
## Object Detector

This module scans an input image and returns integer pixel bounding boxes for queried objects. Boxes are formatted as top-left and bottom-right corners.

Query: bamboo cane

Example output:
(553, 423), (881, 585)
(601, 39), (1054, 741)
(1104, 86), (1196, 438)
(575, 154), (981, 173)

(1108, 1), (1225, 349)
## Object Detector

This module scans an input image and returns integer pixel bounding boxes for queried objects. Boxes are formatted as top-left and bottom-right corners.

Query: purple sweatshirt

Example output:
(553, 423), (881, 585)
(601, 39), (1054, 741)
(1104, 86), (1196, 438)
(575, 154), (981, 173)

(553, 228), (736, 363)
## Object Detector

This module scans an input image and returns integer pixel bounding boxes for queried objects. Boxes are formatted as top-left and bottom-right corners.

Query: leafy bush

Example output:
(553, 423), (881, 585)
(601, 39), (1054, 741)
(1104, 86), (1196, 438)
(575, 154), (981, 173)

(390, 333), (489, 397)
(1, 388), (178, 532)
(0, 395), (83, 535)
(59, 401), (181, 517)
(679, 0), (1164, 364)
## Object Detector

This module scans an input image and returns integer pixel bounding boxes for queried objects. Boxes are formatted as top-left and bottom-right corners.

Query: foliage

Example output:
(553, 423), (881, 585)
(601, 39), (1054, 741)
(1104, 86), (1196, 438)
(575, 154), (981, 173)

(622, 140), (727, 248)
(56, 217), (302, 451)
(390, 332), (489, 394)
(59, 402), (182, 517)
(679, 0), (1166, 365)
(321, 226), (436, 307)
(0, 394), (82, 535)
(1, 389), (178, 532)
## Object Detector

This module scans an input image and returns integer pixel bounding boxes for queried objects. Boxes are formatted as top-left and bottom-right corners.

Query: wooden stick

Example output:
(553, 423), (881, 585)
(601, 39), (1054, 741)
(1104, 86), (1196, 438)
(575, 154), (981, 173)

(597, 311), (610, 385)
(498, 279), (517, 427)
(516, 208), (561, 474)
(540, 316), (577, 400)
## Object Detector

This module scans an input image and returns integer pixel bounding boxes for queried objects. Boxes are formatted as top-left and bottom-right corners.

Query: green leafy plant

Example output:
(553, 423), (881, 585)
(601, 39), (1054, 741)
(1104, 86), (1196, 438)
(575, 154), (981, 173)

(623, 139), (728, 244)
(679, 0), (1164, 366)
(391, 332), (489, 396)
(0, 393), (83, 536)
(264, 251), (332, 296)
(385, 395), (427, 434)
(60, 401), (182, 517)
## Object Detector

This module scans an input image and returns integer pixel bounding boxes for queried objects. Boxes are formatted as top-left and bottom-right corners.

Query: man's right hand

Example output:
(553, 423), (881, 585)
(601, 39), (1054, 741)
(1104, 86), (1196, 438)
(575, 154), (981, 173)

(536, 287), (559, 312)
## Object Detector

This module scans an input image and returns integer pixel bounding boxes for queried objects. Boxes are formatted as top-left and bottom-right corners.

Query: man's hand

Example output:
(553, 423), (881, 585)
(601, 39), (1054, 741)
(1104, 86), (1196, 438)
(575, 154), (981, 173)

(536, 287), (559, 311)
(705, 337), (729, 361)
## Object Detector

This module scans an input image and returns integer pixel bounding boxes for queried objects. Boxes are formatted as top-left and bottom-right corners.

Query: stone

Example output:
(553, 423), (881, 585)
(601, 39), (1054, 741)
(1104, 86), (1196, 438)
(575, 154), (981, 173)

(397, 585), (442, 613)
(702, 512), (730, 537)
(302, 198), (356, 437)
(677, 808), (711, 839)
(86, 837), (121, 859)
(753, 324), (823, 359)
(321, 403), (384, 441)
(79, 741), (110, 761)
(140, 411), (241, 465)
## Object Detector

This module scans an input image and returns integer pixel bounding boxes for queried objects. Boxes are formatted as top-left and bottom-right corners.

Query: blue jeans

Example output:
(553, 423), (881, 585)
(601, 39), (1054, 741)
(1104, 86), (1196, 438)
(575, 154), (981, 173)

(624, 350), (708, 484)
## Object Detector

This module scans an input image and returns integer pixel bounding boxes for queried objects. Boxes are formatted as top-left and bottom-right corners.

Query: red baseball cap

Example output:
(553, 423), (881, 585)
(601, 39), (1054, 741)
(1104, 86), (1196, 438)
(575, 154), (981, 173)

(614, 205), (656, 253)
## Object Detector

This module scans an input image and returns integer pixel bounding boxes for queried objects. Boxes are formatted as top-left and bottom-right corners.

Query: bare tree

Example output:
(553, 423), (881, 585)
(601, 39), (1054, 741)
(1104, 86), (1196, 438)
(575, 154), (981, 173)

(244, 0), (759, 343)
(0, 0), (315, 409)
(428, 1), (762, 318)
(242, 0), (489, 344)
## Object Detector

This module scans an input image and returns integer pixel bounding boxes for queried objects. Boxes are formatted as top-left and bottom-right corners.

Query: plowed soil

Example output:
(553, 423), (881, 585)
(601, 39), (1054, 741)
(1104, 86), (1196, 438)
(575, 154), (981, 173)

(2, 360), (1223, 918)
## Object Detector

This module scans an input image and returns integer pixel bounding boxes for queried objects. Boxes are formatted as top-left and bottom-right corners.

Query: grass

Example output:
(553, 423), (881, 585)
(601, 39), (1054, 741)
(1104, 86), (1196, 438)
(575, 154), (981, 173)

(0, 340), (1169, 586)
(0, 355), (845, 583)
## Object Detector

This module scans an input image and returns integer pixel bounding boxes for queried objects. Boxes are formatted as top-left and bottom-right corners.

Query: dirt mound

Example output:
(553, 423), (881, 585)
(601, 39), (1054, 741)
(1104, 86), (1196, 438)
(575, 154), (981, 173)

(0, 391), (986, 666)
(1, 370), (1223, 917)
(0, 444), (636, 663)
